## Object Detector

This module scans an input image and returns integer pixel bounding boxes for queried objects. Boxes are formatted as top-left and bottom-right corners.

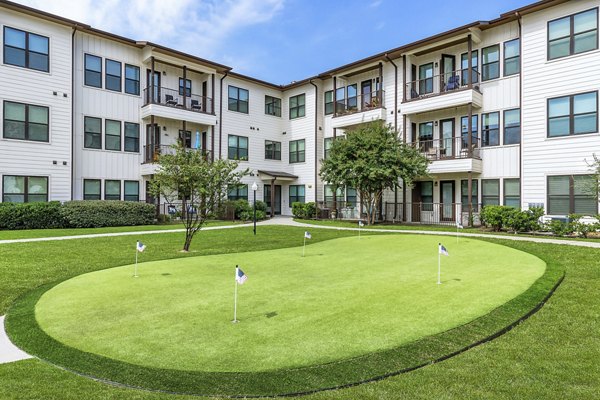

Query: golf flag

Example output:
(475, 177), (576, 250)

(439, 243), (449, 256)
(358, 220), (364, 227)
(136, 241), (146, 252)
(235, 267), (248, 285)
(304, 231), (312, 239)
(456, 221), (463, 229)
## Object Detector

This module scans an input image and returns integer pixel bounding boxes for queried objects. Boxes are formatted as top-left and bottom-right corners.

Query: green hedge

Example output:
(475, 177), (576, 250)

(292, 202), (317, 219)
(0, 201), (156, 230)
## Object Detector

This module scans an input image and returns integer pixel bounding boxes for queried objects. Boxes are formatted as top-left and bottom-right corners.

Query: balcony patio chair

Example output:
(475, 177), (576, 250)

(191, 99), (202, 111)
(446, 75), (460, 91)
(410, 88), (419, 99)
(165, 94), (179, 107)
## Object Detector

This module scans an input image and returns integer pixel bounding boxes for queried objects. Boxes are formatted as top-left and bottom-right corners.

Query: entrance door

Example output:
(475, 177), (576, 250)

(440, 181), (455, 221)
(264, 184), (282, 216)
(440, 119), (455, 158)
(146, 70), (161, 103)
(145, 124), (160, 162)
(440, 54), (456, 91)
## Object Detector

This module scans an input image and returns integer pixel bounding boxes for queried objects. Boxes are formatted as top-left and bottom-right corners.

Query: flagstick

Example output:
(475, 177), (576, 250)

(134, 243), (139, 278)
(233, 266), (239, 323)
(359, 225), (361, 240)
(456, 224), (459, 244)
(437, 249), (442, 285)
(302, 237), (306, 257)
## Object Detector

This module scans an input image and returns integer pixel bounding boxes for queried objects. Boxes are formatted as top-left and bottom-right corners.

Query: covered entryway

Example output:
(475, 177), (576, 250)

(257, 170), (298, 218)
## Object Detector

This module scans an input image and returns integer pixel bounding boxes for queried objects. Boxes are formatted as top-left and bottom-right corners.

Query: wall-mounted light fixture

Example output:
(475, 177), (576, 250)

(282, 131), (287, 135)
(163, 126), (167, 131)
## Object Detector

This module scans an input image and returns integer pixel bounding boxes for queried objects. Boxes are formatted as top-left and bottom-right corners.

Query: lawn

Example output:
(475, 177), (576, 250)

(0, 225), (598, 399)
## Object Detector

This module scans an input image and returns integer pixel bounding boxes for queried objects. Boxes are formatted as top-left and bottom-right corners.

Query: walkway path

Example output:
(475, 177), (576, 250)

(2, 216), (599, 364)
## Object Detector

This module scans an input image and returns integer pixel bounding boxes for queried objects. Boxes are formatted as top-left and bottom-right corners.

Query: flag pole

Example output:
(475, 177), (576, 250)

(134, 241), (139, 278)
(359, 224), (361, 240)
(302, 236), (306, 257)
(456, 223), (459, 243)
(437, 244), (441, 285)
(233, 265), (239, 323)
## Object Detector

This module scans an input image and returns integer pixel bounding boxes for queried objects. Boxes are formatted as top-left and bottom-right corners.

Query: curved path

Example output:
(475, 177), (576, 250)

(0, 217), (596, 365)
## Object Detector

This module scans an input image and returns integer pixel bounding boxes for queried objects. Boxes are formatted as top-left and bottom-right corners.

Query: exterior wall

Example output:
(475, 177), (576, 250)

(521, 0), (600, 213)
(0, 8), (72, 202)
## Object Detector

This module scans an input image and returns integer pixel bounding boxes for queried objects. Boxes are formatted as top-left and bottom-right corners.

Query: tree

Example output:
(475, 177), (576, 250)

(320, 122), (429, 225)
(149, 143), (248, 251)
(582, 154), (600, 199)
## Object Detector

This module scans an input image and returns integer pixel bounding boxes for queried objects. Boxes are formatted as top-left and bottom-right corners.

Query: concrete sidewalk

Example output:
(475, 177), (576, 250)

(0, 316), (32, 364)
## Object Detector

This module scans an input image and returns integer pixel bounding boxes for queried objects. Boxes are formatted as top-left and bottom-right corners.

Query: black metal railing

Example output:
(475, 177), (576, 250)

(409, 136), (481, 160)
(143, 86), (214, 114)
(333, 90), (385, 117)
(143, 144), (211, 163)
(404, 69), (481, 101)
(384, 202), (482, 226)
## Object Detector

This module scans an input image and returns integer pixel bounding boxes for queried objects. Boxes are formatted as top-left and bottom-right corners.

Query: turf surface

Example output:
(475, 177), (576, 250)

(35, 235), (545, 373)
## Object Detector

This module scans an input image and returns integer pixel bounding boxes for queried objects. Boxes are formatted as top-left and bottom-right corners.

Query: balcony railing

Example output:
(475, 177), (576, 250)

(143, 144), (211, 164)
(383, 202), (482, 226)
(404, 69), (481, 101)
(333, 90), (385, 117)
(410, 136), (481, 161)
(143, 86), (214, 115)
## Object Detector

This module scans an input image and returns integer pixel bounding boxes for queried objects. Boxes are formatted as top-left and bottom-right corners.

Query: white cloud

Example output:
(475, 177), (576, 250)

(369, 0), (383, 8)
(12, 0), (284, 59)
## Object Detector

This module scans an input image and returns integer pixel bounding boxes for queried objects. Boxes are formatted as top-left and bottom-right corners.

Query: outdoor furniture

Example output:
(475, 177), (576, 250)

(446, 75), (460, 91)
(410, 88), (419, 99)
(165, 95), (179, 106)
(191, 99), (202, 111)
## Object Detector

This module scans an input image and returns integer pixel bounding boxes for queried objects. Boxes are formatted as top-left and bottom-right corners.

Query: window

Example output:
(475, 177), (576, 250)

(289, 94), (306, 119)
(84, 54), (102, 88)
(265, 95), (281, 117)
(504, 39), (520, 76)
(84, 116), (102, 149)
(228, 86), (249, 113)
(346, 187), (357, 208)
(124, 181), (139, 201)
(105, 120), (121, 151)
(228, 135), (248, 160)
(83, 179), (101, 200)
(461, 115), (478, 148)
(421, 181), (433, 211)
(548, 8), (598, 60)
(179, 78), (191, 96)
(124, 64), (140, 95)
(265, 140), (281, 160)
(548, 175), (597, 215)
(482, 45), (500, 81)
(347, 84), (357, 110)
(419, 63), (434, 94)
(2, 175), (48, 202)
(504, 109), (521, 145)
(482, 112), (500, 147)
(3, 101), (49, 142)
(105, 59), (121, 92)
(324, 185), (344, 208)
(461, 180), (479, 211)
(324, 90), (334, 115)
(124, 122), (139, 152)
(289, 139), (305, 163)
(504, 179), (521, 208)
(3, 27), (49, 72)
(324, 137), (333, 159)
(482, 179), (500, 206)
(461, 50), (479, 84)
(104, 180), (121, 200)
(335, 87), (345, 114)
(227, 184), (248, 201)
(548, 92), (597, 137)
(289, 185), (306, 204)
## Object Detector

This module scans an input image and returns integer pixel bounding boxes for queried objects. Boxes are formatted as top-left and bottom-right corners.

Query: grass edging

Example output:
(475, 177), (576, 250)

(5, 240), (564, 398)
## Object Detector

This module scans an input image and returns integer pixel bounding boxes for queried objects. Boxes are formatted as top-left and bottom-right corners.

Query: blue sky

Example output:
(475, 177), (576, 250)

(17, 0), (533, 85)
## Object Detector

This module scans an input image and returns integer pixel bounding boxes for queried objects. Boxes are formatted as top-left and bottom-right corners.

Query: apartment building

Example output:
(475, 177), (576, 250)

(0, 0), (598, 223)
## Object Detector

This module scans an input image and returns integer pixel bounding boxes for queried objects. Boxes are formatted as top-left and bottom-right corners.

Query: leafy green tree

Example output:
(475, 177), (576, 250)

(320, 122), (429, 225)
(149, 143), (247, 251)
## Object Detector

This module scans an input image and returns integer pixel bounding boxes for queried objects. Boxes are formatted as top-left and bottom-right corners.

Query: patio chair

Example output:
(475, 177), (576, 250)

(191, 99), (202, 111)
(446, 75), (460, 91)
(410, 88), (419, 99)
(165, 94), (178, 106)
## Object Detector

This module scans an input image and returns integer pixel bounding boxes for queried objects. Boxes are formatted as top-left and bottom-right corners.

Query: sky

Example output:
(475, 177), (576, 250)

(14, 0), (534, 85)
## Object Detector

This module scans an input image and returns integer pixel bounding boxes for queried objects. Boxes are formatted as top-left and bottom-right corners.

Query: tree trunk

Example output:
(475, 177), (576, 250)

(183, 229), (195, 251)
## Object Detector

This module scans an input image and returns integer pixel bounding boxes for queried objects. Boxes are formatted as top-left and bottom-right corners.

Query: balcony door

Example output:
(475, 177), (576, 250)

(440, 181), (455, 221)
(419, 63), (434, 95)
(145, 124), (160, 162)
(440, 119), (455, 158)
(146, 70), (161, 103)
(440, 54), (456, 90)
(361, 80), (372, 109)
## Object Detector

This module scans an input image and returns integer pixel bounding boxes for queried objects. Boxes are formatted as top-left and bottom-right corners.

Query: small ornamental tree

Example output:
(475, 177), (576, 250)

(149, 143), (248, 251)
(320, 122), (429, 225)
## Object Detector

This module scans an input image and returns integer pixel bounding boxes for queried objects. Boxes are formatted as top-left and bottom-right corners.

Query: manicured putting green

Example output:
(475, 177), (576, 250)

(35, 235), (545, 373)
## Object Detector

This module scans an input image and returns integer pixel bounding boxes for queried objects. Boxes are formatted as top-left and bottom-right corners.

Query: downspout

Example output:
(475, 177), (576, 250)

(516, 12), (523, 209)
(219, 72), (229, 160)
(309, 79), (319, 209)
(385, 54), (399, 221)
(70, 26), (77, 201)
(402, 54), (408, 222)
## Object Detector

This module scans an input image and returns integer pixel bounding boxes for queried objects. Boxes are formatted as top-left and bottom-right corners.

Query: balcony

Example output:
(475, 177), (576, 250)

(141, 145), (211, 176)
(402, 69), (482, 115)
(331, 90), (386, 129)
(411, 136), (482, 174)
(141, 87), (217, 126)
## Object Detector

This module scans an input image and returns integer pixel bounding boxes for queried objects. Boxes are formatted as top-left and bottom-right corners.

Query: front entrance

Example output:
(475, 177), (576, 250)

(264, 184), (281, 216)
(440, 181), (455, 221)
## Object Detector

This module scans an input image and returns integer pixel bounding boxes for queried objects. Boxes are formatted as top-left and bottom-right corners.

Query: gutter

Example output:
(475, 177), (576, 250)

(70, 26), (77, 201)
(219, 72), (228, 159)
(309, 80), (319, 205)
(385, 54), (399, 221)
(516, 11), (523, 208)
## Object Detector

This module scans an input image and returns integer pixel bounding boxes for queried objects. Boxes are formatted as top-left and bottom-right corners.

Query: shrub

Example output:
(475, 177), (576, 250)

(0, 202), (67, 230)
(506, 207), (544, 233)
(254, 201), (268, 213)
(292, 202), (318, 219)
(61, 201), (155, 228)
(480, 205), (515, 232)
(569, 214), (599, 238)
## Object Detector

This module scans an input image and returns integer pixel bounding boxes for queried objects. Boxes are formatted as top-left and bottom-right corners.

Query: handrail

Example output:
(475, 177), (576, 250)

(143, 144), (211, 164)
(333, 89), (385, 117)
(409, 136), (481, 160)
(143, 86), (214, 114)
(404, 69), (481, 101)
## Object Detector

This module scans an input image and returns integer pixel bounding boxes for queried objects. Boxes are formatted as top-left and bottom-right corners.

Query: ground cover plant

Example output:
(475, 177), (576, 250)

(0, 225), (597, 399)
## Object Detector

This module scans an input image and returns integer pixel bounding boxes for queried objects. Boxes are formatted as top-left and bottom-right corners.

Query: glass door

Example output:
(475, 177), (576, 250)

(440, 119), (455, 158)
(146, 70), (161, 103)
(264, 184), (282, 216)
(440, 181), (455, 221)
(361, 80), (372, 109)
(440, 54), (456, 90)
(419, 63), (434, 94)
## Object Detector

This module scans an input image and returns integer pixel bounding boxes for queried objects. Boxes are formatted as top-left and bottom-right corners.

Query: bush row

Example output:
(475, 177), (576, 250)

(218, 200), (268, 221)
(0, 201), (156, 230)
(291, 202), (317, 219)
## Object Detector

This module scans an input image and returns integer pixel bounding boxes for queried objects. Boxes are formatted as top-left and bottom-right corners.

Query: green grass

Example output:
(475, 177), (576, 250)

(0, 220), (243, 241)
(0, 226), (597, 399)
(35, 235), (544, 373)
